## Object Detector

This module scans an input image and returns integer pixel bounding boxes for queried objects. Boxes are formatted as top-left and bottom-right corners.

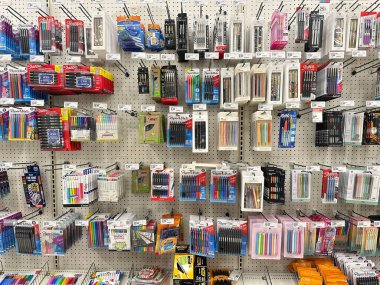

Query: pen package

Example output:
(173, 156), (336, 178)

(277, 216), (305, 258)
(315, 62), (343, 101)
(150, 65), (161, 102)
(69, 115), (96, 142)
(235, 63), (250, 105)
(308, 213), (336, 256)
(346, 14), (360, 51)
(108, 212), (136, 251)
(0, 108), (9, 141)
(241, 170), (264, 212)
(291, 169), (312, 202)
(87, 213), (110, 248)
(214, 10), (228, 59)
(202, 68), (219, 104)
(251, 111), (272, 151)
(131, 165), (151, 193)
(65, 19), (84, 55)
(210, 169), (237, 203)
(38, 16), (63, 55)
(305, 11), (323, 52)
(161, 65), (178, 105)
(270, 10), (288, 50)
(250, 64), (267, 104)
(360, 226), (378, 256)
(139, 112), (165, 144)
(217, 112), (239, 151)
(146, 24), (165, 52)
(250, 21), (265, 54)
(262, 166), (285, 204)
(14, 220), (42, 255)
(155, 217), (180, 255)
(266, 63), (283, 105)
(343, 111), (364, 146)
(0, 167), (10, 198)
(300, 62), (317, 101)
(179, 167), (206, 202)
(9, 107), (37, 141)
(192, 111), (208, 153)
(0, 16), (15, 54)
(189, 215), (215, 258)
(22, 163), (46, 208)
(150, 168), (174, 201)
(185, 68), (201, 104)
(98, 170), (126, 203)
(216, 218), (247, 256)
(84, 26), (99, 59)
(376, 12), (380, 48)
(117, 16), (145, 52)
(193, 12), (209, 59)
(96, 114), (119, 142)
(359, 12), (377, 49)
(0, 211), (22, 253)
(132, 219), (157, 252)
(363, 111), (380, 145)
(321, 169), (338, 204)
(230, 14), (245, 53)
(295, 8), (309, 43)
(176, 11), (188, 62)
(347, 216), (370, 252)
(278, 110), (298, 148)
(167, 113), (192, 148)
(297, 216), (317, 256)
(315, 111), (343, 147)
(250, 222), (282, 260)
(220, 68), (235, 109)
(162, 212), (184, 242)
(138, 66), (149, 95)
(164, 4), (175, 50)
(283, 61), (300, 103)
(325, 12), (346, 53)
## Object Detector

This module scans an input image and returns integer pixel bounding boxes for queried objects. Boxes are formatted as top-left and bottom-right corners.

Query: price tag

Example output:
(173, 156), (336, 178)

(169, 106), (183, 113)
(286, 102), (300, 109)
(27, 0), (43, 9)
(311, 222), (325, 228)
(185, 53), (200, 60)
(193, 104), (207, 111)
(270, 51), (286, 59)
(205, 52), (220, 59)
(118, 104), (132, 111)
(357, 221), (372, 228)
(116, 0), (128, 3)
(223, 103), (238, 110)
(92, 102), (108, 110)
(306, 165), (320, 172)
(215, 0), (229, 5)
(181, 164), (196, 170)
(331, 220), (345, 228)
(0, 54), (11, 62)
(64, 101), (78, 108)
(66, 56), (81, 63)
(106, 53), (121, 61)
(224, 53), (239, 60)
(240, 53), (253, 60)
(332, 166), (347, 173)
(194, 0), (207, 5)
(29, 55), (45, 62)
(305, 52), (321, 60)
(352, 50), (367, 58)
(216, 164), (230, 170)
(264, 222), (278, 228)
(140, 0), (153, 3)
(131, 52), (146, 59)
(145, 53), (160, 61)
(311, 102), (326, 108)
(319, 3), (330, 16)
(125, 164), (140, 170)
(329, 52), (345, 59)
(161, 218), (174, 225)
(0, 98), (14, 105)
(63, 164), (76, 171)
(366, 101), (380, 108)
(258, 104), (273, 111)
(133, 220), (147, 226)
(367, 165), (380, 172)
(161, 54), (176, 61)
(287, 51), (302, 59)
(141, 105), (156, 112)
(293, 222), (307, 228)
(150, 164), (164, 171)
(374, 221), (380, 227)
(255, 51), (270, 58)
(247, 166), (261, 172)
(0, 0), (11, 5)
(312, 108), (323, 123)
(31, 100), (45, 107)
(0, 162), (12, 168)
(75, 220), (89, 227)
(340, 100), (355, 107)
(51, 0), (65, 4)
(94, 168), (106, 175)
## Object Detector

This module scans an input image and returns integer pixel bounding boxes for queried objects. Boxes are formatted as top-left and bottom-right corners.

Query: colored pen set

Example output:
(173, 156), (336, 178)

(179, 167), (207, 202)
(0, 273), (39, 285)
(309, 212), (336, 256)
(46, 274), (82, 285)
(278, 110), (298, 148)
(202, 69), (219, 104)
(210, 169), (237, 203)
(300, 62), (317, 100)
(343, 112), (364, 146)
(108, 212), (136, 251)
(69, 115), (96, 142)
(132, 219), (157, 253)
(251, 111), (272, 151)
(22, 163), (46, 208)
(139, 112), (165, 144)
(241, 170), (264, 212)
(155, 213), (182, 255)
(189, 215), (215, 258)
(150, 168), (174, 201)
(0, 109), (9, 141)
(185, 68), (201, 104)
(0, 211), (22, 254)
(315, 62), (343, 101)
(291, 170), (312, 202)
(321, 169), (339, 204)
(38, 16), (63, 55)
(277, 215), (305, 258)
(87, 213), (111, 248)
(88, 271), (123, 285)
(97, 170), (126, 203)
(270, 10), (289, 50)
(315, 111), (343, 147)
(363, 111), (380, 145)
(262, 166), (285, 204)
(9, 107), (37, 141)
(95, 115), (119, 142)
(216, 219), (247, 256)
(250, 64), (267, 104)
(235, 63), (250, 105)
(217, 112), (239, 151)
(167, 114), (192, 148)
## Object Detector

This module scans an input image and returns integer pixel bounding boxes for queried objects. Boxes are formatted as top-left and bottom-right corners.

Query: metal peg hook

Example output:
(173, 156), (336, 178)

(55, 209), (74, 220)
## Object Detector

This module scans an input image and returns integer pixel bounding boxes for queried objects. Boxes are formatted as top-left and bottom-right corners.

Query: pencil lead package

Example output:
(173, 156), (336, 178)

(155, 216), (181, 255)
(202, 68), (219, 105)
(150, 167), (174, 201)
(185, 68), (201, 105)
(179, 166), (206, 202)
(278, 110), (298, 148)
(210, 168), (237, 203)
(189, 215), (215, 258)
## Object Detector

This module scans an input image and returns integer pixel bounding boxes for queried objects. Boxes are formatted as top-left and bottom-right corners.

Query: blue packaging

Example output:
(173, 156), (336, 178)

(202, 68), (219, 104)
(278, 110), (298, 148)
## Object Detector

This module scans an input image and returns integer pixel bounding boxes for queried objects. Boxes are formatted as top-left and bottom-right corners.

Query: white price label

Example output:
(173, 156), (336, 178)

(169, 106), (183, 113)
(193, 104), (207, 111)
(106, 53), (121, 61)
(319, 3), (330, 16)
(116, 0), (128, 2)
(141, 105), (156, 112)
(329, 52), (345, 59)
(181, 164), (196, 170)
(75, 220), (89, 227)
(352, 50), (367, 58)
(286, 102), (300, 109)
(306, 165), (320, 172)
(51, 0), (65, 4)
(94, 168), (106, 175)
(31, 100), (44, 107)
(311, 222), (325, 228)
(311, 102), (326, 108)
(133, 220), (147, 226)
(27, 0), (43, 9)
(357, 221), (372, 228)
(240, 53), (253, 59)
(374, 221), (380, 227)
(140, 0), (153, 3)
(287, 51), (302, 59)
(215, 0), (229, 5)
(366, 101), (380, 108)
(331, 220), (345, 228)
(64, 101), (78, 108)
(131, 52), (146, 59)
(118, 104), (132, 111)
(0, 54), (11, 62)
(145, 53), (160, 61)
(0, 162), (12, 168)
(258, 104), (273, 111)
(93, 102), (108, 110)
(66, 56), (81, 63)
(224, 53), (239, 60)
(312, 109), (323, 123)
(247, 166), (261, 172)
(332, 166), (347, 173)
(63, 164), (76, 171)
(161, 54), (176, 61)
(125, 164), (140, 170)
(150, 164), (164, 171)
(161, 218), (174, 225)
(216, 164), (230, 170)
(306, 52), (321, 60)
(0, 98), (14, 105)
(29, 55), (45, 62)
(293, 222), (307, 228)
(0, 0), (11, 5)
(264, 222), (278, 228)
(270, 51), (286, 59)
(367, 165), (380, 172)
(255, 51), (270, 58)
(185, 53), (200, 60)
(340, 100), (355, 107)
(223, 103), (238, 110)
(194, 0), (207, 5)
(205, 52), (220, 59)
